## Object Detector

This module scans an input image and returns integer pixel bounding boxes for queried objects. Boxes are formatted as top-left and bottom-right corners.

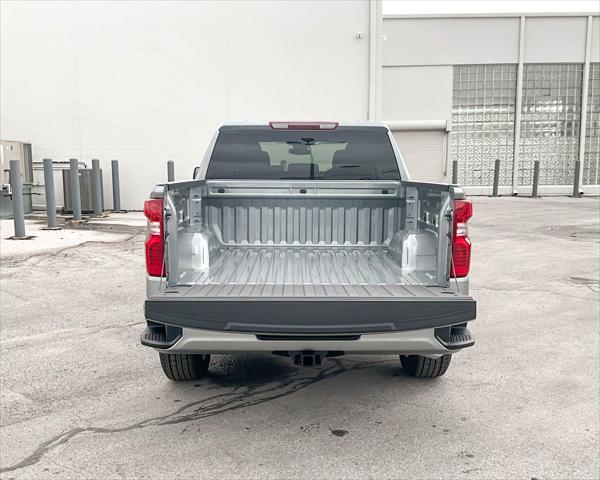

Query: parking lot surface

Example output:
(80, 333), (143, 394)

(1, 197), (598, 479)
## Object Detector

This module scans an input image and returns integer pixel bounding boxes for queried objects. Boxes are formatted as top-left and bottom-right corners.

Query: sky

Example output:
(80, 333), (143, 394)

(383, 0), (600, 15)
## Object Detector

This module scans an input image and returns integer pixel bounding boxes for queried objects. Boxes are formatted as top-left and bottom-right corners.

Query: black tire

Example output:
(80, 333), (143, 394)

(400, 354), (452, 378)
(159, 352), (210, 381)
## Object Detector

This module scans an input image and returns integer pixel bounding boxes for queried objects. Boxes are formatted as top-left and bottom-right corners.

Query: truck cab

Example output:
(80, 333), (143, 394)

(142, 121), (475, 381)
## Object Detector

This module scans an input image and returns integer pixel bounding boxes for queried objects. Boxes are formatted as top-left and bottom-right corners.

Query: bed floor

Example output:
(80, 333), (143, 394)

(180, 247), (441, 298)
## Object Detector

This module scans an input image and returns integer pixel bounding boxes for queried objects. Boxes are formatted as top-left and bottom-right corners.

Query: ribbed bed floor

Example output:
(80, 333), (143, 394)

(182, 247), (439, 298)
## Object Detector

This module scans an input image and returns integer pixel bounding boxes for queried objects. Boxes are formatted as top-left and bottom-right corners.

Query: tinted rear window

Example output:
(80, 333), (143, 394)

(206, 126), (400, 180)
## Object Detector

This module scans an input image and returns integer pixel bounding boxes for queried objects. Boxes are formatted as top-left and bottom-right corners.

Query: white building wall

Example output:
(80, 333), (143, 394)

(381, 14), (597, 125)
(591, 16), (600, 62)
(382, 65), (452, 121)
(524, 16), (588, 62)
(381, 14), (600, 192)
(382, 17), (520, 66)
(0, 0), (370, 209)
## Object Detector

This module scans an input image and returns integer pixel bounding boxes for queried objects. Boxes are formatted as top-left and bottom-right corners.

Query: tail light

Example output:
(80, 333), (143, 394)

(144, 199), (165, 277)
(450, 199), (473, 278)
(269, 121), (338, 130)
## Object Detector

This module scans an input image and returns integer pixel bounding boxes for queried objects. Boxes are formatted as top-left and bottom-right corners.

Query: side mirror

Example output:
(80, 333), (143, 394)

(193, 166), (200, 178)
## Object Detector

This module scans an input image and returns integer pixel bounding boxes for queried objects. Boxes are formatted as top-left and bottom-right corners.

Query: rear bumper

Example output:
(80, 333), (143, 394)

(144, 296), (476, 335)
(147, 325), (472, 355)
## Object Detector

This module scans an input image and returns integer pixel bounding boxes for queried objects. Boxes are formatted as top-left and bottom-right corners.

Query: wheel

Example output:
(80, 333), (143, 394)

(400, 354), (452, 378)
(159, 352), (210, 381)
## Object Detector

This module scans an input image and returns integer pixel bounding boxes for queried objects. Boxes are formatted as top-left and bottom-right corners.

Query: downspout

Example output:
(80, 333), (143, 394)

(511, 16), (525, 195)
(368, 0), (382, 120)
(577, 15), (593, 190)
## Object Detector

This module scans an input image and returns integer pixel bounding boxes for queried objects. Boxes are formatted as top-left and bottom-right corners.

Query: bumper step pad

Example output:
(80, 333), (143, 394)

(434, 325), (475, 350)
(140, 323), (182, 349)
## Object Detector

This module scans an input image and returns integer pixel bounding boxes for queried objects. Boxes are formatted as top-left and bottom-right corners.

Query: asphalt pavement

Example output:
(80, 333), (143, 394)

(0, 197), (598, 479)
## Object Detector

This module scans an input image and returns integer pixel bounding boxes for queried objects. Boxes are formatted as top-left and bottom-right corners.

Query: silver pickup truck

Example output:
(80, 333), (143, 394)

(141, 121), (476, 381)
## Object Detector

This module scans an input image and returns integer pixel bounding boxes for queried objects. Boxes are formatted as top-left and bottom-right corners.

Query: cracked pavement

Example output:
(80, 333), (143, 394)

(0, 197), (599, 479)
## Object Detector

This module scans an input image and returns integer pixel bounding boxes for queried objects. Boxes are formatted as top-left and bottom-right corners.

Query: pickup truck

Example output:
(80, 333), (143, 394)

(141, 121), (476, 381)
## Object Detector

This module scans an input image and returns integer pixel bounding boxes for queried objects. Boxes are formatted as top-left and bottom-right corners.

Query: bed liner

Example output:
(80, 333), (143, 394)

(181, 245), (437, 298)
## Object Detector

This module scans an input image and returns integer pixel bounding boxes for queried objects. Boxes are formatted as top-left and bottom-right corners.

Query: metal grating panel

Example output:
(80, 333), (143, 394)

(206, 197), (401, 246)
(518, 64), (583, 185)
(583, 63), (600, 186)
(450, 64), (517, 186)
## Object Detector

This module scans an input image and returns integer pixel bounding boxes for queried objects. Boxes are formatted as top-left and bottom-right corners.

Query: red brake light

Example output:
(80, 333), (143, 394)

(450, 199), (472, 278)
(269, 121), (338, 130)
(144, 199), (164, 277)
(453, 199), (473, 224)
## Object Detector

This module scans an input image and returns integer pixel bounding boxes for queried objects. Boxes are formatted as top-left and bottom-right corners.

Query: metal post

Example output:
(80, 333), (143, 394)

(9, 160), (26, 238)
(492, 159), (501, 197)
(43, 158), (60, 229)
(572, 160), (582, 198)
(167, 160), (175, 182)
(452, 160), (458, 184)
(531, 160), (540, 198)
(69, 158), (82, 220)
(111, 159), (121, 212)
(91, 158), (103, 216)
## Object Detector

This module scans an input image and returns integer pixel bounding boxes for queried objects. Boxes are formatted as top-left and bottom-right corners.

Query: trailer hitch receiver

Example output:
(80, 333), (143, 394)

(291, 351), (326, 367)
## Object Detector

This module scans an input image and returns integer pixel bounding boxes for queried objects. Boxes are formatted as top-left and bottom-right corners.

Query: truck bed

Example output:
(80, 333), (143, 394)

(146, 179), (476, 334)
(148, 245), (475, 335)
(183, 246), (434, 298)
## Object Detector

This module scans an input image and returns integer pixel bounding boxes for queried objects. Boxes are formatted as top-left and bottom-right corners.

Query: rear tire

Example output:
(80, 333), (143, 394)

(159, 353), (210, 381)
(400, 354), (452, 378)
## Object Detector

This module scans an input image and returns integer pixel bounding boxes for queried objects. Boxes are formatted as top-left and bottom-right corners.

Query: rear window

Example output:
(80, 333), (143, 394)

(206, 126), (400, 180)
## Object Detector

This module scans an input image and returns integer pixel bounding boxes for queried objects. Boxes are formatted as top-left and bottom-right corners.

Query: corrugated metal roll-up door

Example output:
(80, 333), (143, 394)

(391, 130), (448, 183)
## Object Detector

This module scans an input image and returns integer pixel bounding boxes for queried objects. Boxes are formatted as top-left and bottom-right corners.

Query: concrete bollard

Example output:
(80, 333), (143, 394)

(167, 160), (175, 182)
(572, 160), (582, 198)
(492, 159), (500, 197)
(111, 159), (121, 212)
(452, 160), (458, 184)
(43, 158), (60, 229)
(531, 161), (540, 198)
(9, 160), (27, 238)
(69, 158), (82, 220)
(91, 158), (103, 216)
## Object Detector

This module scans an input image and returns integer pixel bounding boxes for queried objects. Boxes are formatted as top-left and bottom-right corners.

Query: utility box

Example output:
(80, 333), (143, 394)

(62, 168), (103, 213)
(0, 140), (34, 219)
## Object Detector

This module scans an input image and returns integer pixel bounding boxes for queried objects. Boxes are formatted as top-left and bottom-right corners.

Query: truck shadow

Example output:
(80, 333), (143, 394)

(197, 353), (405, 390)
(206, 354), (299, 388)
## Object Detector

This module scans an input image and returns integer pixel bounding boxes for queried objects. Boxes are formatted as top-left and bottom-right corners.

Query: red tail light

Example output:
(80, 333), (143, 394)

(450, 199), (473, 278)
(269, 121), (338, 130)
(144, 199), (164, 277)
